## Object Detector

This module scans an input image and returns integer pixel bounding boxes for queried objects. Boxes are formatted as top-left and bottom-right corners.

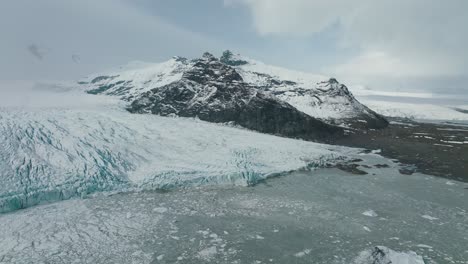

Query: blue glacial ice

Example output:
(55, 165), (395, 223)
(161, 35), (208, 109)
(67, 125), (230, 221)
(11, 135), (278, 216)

(0, 87), (354, 213)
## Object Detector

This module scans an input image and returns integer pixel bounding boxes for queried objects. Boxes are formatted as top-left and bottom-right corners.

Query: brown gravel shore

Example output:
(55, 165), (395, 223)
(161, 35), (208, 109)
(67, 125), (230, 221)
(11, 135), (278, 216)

(332, 119), (468, 182)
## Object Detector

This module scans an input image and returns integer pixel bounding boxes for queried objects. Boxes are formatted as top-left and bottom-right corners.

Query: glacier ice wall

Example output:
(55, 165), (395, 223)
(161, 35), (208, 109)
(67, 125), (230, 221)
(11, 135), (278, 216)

(0, 95), (354, 213)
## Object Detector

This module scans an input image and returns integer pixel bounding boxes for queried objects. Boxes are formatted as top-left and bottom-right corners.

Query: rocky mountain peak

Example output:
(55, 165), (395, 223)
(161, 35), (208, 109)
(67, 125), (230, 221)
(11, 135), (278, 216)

(317, 78), (352, 97)
(201, 52), (217, 61)
(172, 56), (188, 63)
(220, 50), (249, 66)
(184, 52), (243, 84)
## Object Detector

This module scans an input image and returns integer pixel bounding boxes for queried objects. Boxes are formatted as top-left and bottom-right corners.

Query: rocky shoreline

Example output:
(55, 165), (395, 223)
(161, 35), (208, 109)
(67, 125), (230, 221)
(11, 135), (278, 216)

(333, 119), (468, 182)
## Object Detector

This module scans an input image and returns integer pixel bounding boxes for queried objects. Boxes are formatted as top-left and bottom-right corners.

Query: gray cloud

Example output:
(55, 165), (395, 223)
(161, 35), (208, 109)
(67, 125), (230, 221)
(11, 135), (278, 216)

(27, 44), (46, 60)
(0, 0), (224, 80)
(72, 54), (81, 64)
(229, 0), (468, 91)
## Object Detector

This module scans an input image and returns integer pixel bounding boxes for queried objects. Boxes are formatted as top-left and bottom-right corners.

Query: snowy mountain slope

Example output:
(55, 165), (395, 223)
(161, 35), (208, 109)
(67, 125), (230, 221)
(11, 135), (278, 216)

(0, 86), (355, 213)
(128, 52), (344, 141)
(220, 50), (327, 90)
(80, 51), (387, 129)
(79, 57), (190, 101)
(220, 51), (388, 128)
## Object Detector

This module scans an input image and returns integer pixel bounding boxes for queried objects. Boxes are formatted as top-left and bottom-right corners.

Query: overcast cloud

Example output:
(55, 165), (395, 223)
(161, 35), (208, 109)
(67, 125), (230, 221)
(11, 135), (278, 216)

(230, 0), (468, 83)
(1, 0), (467, 95)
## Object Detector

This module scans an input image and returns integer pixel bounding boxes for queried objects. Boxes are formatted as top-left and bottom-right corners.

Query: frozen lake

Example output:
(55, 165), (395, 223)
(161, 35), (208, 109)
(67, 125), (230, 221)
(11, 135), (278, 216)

(1, 155), (467, 264)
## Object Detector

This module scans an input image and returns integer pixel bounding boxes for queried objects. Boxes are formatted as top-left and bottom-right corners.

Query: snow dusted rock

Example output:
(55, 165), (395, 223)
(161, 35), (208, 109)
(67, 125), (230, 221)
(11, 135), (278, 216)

(128, 52), (344, 142)
(221, 50), (388, 129)
(354, 246), (425, 264)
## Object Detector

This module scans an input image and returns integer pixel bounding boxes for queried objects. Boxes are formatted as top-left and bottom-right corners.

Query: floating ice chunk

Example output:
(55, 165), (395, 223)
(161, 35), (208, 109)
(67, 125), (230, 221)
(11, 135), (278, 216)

(354, 246), (425, 264)
(416, 244), (433, 249)
(362, 210), (378, 217)
(197, 230), (210, 237)
(421, 215), (439, 221)
(294, 249), (311, 258)
(445, 181), (456, 186)
(197, 246), (217, 261)
(363, 226), (371, 232)
(153, 207), (168, 213)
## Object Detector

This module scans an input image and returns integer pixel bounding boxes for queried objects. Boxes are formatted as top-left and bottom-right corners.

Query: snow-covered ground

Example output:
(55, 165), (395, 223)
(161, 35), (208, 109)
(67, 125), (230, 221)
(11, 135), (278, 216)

(0, 82), (354, 213)
(348, 85), (468, 121)
(359, 100), (468, 121)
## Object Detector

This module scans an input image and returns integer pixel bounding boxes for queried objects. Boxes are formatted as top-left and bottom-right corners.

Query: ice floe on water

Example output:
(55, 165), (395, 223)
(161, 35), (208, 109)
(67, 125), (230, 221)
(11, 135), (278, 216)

(294, 249), (312, 258)
(0, 164), (467, 263)
(421, 215), (439, 221)
(362, 209), (378, 217)
(354, 246), (425, 264)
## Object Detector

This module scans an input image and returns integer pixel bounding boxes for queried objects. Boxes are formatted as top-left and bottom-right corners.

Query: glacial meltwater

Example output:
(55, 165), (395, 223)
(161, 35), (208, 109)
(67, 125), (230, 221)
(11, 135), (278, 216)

(0, 154), (466, 264)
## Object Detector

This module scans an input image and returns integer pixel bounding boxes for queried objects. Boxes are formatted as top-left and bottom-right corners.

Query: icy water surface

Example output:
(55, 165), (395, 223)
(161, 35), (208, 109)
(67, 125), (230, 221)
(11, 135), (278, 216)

(0, 156), (467, 263)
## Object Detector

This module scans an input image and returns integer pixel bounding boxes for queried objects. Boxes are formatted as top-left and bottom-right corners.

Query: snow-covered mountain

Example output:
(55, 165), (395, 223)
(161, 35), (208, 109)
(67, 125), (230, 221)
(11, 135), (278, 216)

(220, 50), (388, 129)
(80, 51), (388, 130)
(128, 52), (343, 142)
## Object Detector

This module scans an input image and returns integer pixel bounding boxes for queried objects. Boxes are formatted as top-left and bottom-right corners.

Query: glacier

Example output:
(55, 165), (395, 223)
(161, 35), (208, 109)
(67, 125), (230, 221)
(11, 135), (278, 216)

(0, 83), (355, 213)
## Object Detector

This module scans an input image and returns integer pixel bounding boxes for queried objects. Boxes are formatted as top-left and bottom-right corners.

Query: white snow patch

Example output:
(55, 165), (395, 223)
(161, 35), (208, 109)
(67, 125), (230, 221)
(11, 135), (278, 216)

(371, 149), (382, 154)
(359, 99), (468, 121)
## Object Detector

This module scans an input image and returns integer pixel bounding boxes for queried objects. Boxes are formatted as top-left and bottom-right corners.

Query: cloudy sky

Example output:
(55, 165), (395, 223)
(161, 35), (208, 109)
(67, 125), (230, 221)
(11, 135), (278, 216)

(1, 0), (467, 94)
